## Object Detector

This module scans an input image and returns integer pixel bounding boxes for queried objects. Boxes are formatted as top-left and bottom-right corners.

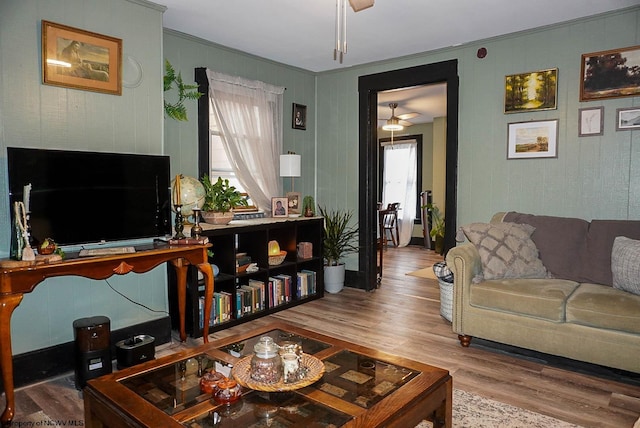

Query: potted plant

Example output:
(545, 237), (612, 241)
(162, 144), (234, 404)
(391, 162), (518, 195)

(302, 195), (316, 217)
(200, 174), (248, 224)
(319, 206), (359, 293)
(427, 203), (445, 255)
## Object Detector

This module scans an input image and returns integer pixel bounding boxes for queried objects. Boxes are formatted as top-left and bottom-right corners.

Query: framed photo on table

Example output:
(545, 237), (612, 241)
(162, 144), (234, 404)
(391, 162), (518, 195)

(272, 197), (289, 217)
(578, 107), (604, 136)
(507, 119), (558, 159)
(41, 20), (122, 95)
(286, 192), (301, 216)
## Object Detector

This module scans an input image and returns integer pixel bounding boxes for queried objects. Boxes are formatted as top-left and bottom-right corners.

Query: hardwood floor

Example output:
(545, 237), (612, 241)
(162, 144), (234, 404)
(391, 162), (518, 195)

(13, 245), (640, 427)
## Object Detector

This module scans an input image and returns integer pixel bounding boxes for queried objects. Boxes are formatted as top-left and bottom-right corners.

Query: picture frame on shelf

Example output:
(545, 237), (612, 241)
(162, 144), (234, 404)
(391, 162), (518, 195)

(504, 68), (557, 113)
(615, 107), (640, 131)
(578, 107), (604, 137)
(292, 103), (307, 130)
(507, 119), (558, 159)
(272, 197), (288, 217)
(286, 192), (301, 216)
(580, 45), (640, 101)
(42, 20), (122, 95)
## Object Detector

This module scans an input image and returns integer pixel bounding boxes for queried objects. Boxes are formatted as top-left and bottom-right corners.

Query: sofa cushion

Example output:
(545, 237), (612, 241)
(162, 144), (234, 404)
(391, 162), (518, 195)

(585, 220), (640, 286)
(502, 212), (589, 283)
(611, 236), (640, 295)
(470, 278), (579, 322)
(462, 222), (547, 282)
(566, 283), (640, 334)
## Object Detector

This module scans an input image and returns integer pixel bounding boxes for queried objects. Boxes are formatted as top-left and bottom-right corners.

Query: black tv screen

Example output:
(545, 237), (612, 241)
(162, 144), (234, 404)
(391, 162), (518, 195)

(7, 147), (172, 247)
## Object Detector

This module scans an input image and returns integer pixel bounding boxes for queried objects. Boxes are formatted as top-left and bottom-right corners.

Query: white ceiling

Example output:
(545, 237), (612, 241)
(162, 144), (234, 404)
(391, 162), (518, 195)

(157, 0), (639, 125)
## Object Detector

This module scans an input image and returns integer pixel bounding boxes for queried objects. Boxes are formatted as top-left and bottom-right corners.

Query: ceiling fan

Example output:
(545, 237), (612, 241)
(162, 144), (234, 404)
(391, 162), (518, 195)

(380, 103), (420, 130)
(334, 0), (374, 63)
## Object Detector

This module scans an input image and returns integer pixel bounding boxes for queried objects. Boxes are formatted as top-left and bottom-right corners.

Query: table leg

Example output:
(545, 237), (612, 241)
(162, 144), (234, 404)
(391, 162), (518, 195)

(197, 263), (213, 344)
(0, 294), (24, 427)
(171, 259), (188, 342)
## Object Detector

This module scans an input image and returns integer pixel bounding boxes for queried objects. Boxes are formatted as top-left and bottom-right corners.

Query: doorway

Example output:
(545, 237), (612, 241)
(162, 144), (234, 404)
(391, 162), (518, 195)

(357, 60), (459, 291)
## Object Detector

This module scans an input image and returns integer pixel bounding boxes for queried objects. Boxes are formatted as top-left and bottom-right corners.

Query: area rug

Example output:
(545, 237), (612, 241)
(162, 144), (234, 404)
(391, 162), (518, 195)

(416, 389), (584, 428)
(406, 266), (437, 280)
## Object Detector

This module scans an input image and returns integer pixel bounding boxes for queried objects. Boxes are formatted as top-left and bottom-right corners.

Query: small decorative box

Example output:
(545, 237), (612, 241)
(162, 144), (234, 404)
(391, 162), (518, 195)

(297, 242), (313, 259)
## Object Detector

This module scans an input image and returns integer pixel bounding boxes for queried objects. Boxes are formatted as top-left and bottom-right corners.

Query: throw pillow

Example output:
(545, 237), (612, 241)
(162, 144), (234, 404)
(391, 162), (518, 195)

(462, 222), (547, 282)
(611, 236), (640, 295)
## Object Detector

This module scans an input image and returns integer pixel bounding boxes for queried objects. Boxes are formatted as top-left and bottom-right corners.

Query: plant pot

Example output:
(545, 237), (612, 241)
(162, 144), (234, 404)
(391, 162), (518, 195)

(201, 211), (234, 225)
(324, 264), (345, 294)
(434, 236), (444, 255)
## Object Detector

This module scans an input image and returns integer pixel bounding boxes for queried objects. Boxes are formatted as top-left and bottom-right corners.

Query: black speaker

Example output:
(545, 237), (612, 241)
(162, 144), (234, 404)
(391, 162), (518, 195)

(73, 316), (112, 389)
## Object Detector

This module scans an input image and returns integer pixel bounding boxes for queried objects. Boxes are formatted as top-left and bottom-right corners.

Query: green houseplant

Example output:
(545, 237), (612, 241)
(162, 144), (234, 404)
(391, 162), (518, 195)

(302, 195), (316, 217)
(426, 203), (445, 255)
(163, 59), (202, 121)
(319, 206), (359, 293)
(200, 175), (248, 224)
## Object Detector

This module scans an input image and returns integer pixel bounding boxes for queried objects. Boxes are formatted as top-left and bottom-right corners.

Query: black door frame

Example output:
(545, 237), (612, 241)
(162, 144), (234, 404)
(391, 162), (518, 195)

(357, 60), (459, 291)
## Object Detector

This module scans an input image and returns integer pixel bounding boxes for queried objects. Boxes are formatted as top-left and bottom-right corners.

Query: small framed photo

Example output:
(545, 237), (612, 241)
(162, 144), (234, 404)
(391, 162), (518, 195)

(579, 107), (604, 136)
(580, 45), (640, 101)
(292, 103), (307, 130)
(286, 192), (301, 216)
(507, 119), (558, 159)
(616, 107), (640, 131)
(272, 197), (289, 217)
(504, 68), (557, 113)
(42, 20), (122, 95)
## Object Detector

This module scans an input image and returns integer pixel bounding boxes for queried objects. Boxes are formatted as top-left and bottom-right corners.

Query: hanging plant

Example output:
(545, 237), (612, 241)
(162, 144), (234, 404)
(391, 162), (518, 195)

(163, 59), (202, 121)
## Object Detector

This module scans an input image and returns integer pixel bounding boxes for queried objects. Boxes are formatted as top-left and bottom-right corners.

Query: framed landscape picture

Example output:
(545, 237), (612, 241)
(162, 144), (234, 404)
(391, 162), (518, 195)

(42, 20), (122, 95)
(580, 45), (640, 101)
(616, 107), (640, 131)
(504, 68), (557, 113)
(507, 119), (558, 159)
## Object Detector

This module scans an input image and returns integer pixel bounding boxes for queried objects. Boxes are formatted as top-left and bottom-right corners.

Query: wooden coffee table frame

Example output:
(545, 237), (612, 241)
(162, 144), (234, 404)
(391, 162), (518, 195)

(84, 322), (452, 428)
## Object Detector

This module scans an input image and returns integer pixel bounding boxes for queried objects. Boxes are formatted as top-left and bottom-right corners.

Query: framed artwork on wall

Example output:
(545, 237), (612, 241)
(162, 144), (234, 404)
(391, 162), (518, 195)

(580, 45), (640, 101)
(507, 119), (558, 159)
(41, 20), (122, 95)
(272, 197), (288, 217)
(578, 107), (604, 137)
(292, 103), (307, 130)
(615, 107), (640, 131)
(504, 68), (557, 113)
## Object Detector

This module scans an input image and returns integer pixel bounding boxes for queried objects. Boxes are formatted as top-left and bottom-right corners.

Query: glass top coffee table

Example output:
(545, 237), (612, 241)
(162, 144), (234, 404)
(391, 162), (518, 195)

(84, 322), (451, 427)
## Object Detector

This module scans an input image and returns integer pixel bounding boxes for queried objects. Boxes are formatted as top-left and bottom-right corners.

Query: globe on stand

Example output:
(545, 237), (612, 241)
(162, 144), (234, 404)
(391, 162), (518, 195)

(171, 175), (206, 222)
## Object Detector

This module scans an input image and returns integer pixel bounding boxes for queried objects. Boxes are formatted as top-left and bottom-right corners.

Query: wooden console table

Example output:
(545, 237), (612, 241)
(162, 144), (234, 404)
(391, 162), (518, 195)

(0, 243), (213, 427)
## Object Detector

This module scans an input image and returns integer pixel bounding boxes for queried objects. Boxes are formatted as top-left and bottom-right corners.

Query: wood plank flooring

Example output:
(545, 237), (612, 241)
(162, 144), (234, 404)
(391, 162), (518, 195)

(13, 245), (640, 427)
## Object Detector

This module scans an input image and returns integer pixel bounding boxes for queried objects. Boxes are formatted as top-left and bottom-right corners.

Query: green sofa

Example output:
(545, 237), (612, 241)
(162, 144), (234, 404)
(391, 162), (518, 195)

(446, 212), (640, 373)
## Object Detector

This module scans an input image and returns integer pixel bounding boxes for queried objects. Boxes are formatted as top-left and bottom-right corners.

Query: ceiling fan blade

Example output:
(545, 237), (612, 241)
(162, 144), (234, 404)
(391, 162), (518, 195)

(398, 120), (413, 127)
(349, 0), (374, 12)
(397, 112), (420, 120)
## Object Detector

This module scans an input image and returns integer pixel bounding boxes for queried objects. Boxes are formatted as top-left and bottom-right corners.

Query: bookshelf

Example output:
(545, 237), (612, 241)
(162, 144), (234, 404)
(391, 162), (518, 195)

(168, 216), (324, 338)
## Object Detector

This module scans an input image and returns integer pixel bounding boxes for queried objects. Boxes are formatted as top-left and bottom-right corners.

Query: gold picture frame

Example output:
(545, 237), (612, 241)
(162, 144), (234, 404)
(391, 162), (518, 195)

(504, 68), (557, 113)
(42, 20), (122, 95)
(580, 45), (640, 101)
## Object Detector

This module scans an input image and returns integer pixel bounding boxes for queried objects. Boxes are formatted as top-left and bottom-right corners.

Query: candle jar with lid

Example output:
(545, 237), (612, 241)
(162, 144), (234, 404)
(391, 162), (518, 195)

(212, 378), (242, 405)
(250, 336), (282, 384)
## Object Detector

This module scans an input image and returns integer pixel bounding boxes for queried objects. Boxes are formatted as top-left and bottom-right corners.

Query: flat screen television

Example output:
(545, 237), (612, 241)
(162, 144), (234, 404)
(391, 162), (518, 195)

(7, 147), (172, 247)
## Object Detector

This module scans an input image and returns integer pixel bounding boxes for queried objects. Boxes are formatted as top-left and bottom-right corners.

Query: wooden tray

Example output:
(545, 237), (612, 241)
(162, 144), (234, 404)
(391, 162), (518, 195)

(231, 354), (325, 392)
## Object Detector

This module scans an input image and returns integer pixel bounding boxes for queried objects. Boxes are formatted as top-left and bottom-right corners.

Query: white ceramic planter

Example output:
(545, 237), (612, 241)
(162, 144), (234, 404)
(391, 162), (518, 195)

(324, 264), (345, 294)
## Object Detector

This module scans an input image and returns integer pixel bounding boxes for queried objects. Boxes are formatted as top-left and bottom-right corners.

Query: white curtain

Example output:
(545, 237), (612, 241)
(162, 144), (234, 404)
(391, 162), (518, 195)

(206, 69), (285, 214)
(381, 141), (417, 247)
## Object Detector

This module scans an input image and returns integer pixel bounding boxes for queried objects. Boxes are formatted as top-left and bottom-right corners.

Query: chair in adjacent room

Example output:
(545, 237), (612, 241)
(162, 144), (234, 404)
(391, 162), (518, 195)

(379, 203), (400, 247)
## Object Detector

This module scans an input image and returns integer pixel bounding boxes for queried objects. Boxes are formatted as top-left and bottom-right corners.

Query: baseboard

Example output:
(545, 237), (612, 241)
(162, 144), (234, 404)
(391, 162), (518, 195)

(9, 316), (171, 389)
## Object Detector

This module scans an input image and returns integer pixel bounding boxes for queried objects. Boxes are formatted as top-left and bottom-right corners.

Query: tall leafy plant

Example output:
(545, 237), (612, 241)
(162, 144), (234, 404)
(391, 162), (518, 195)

(319, 206), (359, 266)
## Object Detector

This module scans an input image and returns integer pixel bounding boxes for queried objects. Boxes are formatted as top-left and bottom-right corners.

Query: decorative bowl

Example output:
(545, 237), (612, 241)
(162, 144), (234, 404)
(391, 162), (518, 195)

(201, 211), (234, 225)
(231, 353), (325, 392)
(268, 251), (286, 266)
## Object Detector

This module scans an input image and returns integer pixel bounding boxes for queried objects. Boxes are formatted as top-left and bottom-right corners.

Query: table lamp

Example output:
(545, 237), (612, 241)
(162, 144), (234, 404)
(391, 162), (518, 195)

(280, 153), (301, 193)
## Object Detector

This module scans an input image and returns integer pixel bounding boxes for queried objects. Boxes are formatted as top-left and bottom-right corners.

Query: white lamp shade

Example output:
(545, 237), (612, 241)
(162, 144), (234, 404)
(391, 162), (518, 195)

(280, 154), (301, 177)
